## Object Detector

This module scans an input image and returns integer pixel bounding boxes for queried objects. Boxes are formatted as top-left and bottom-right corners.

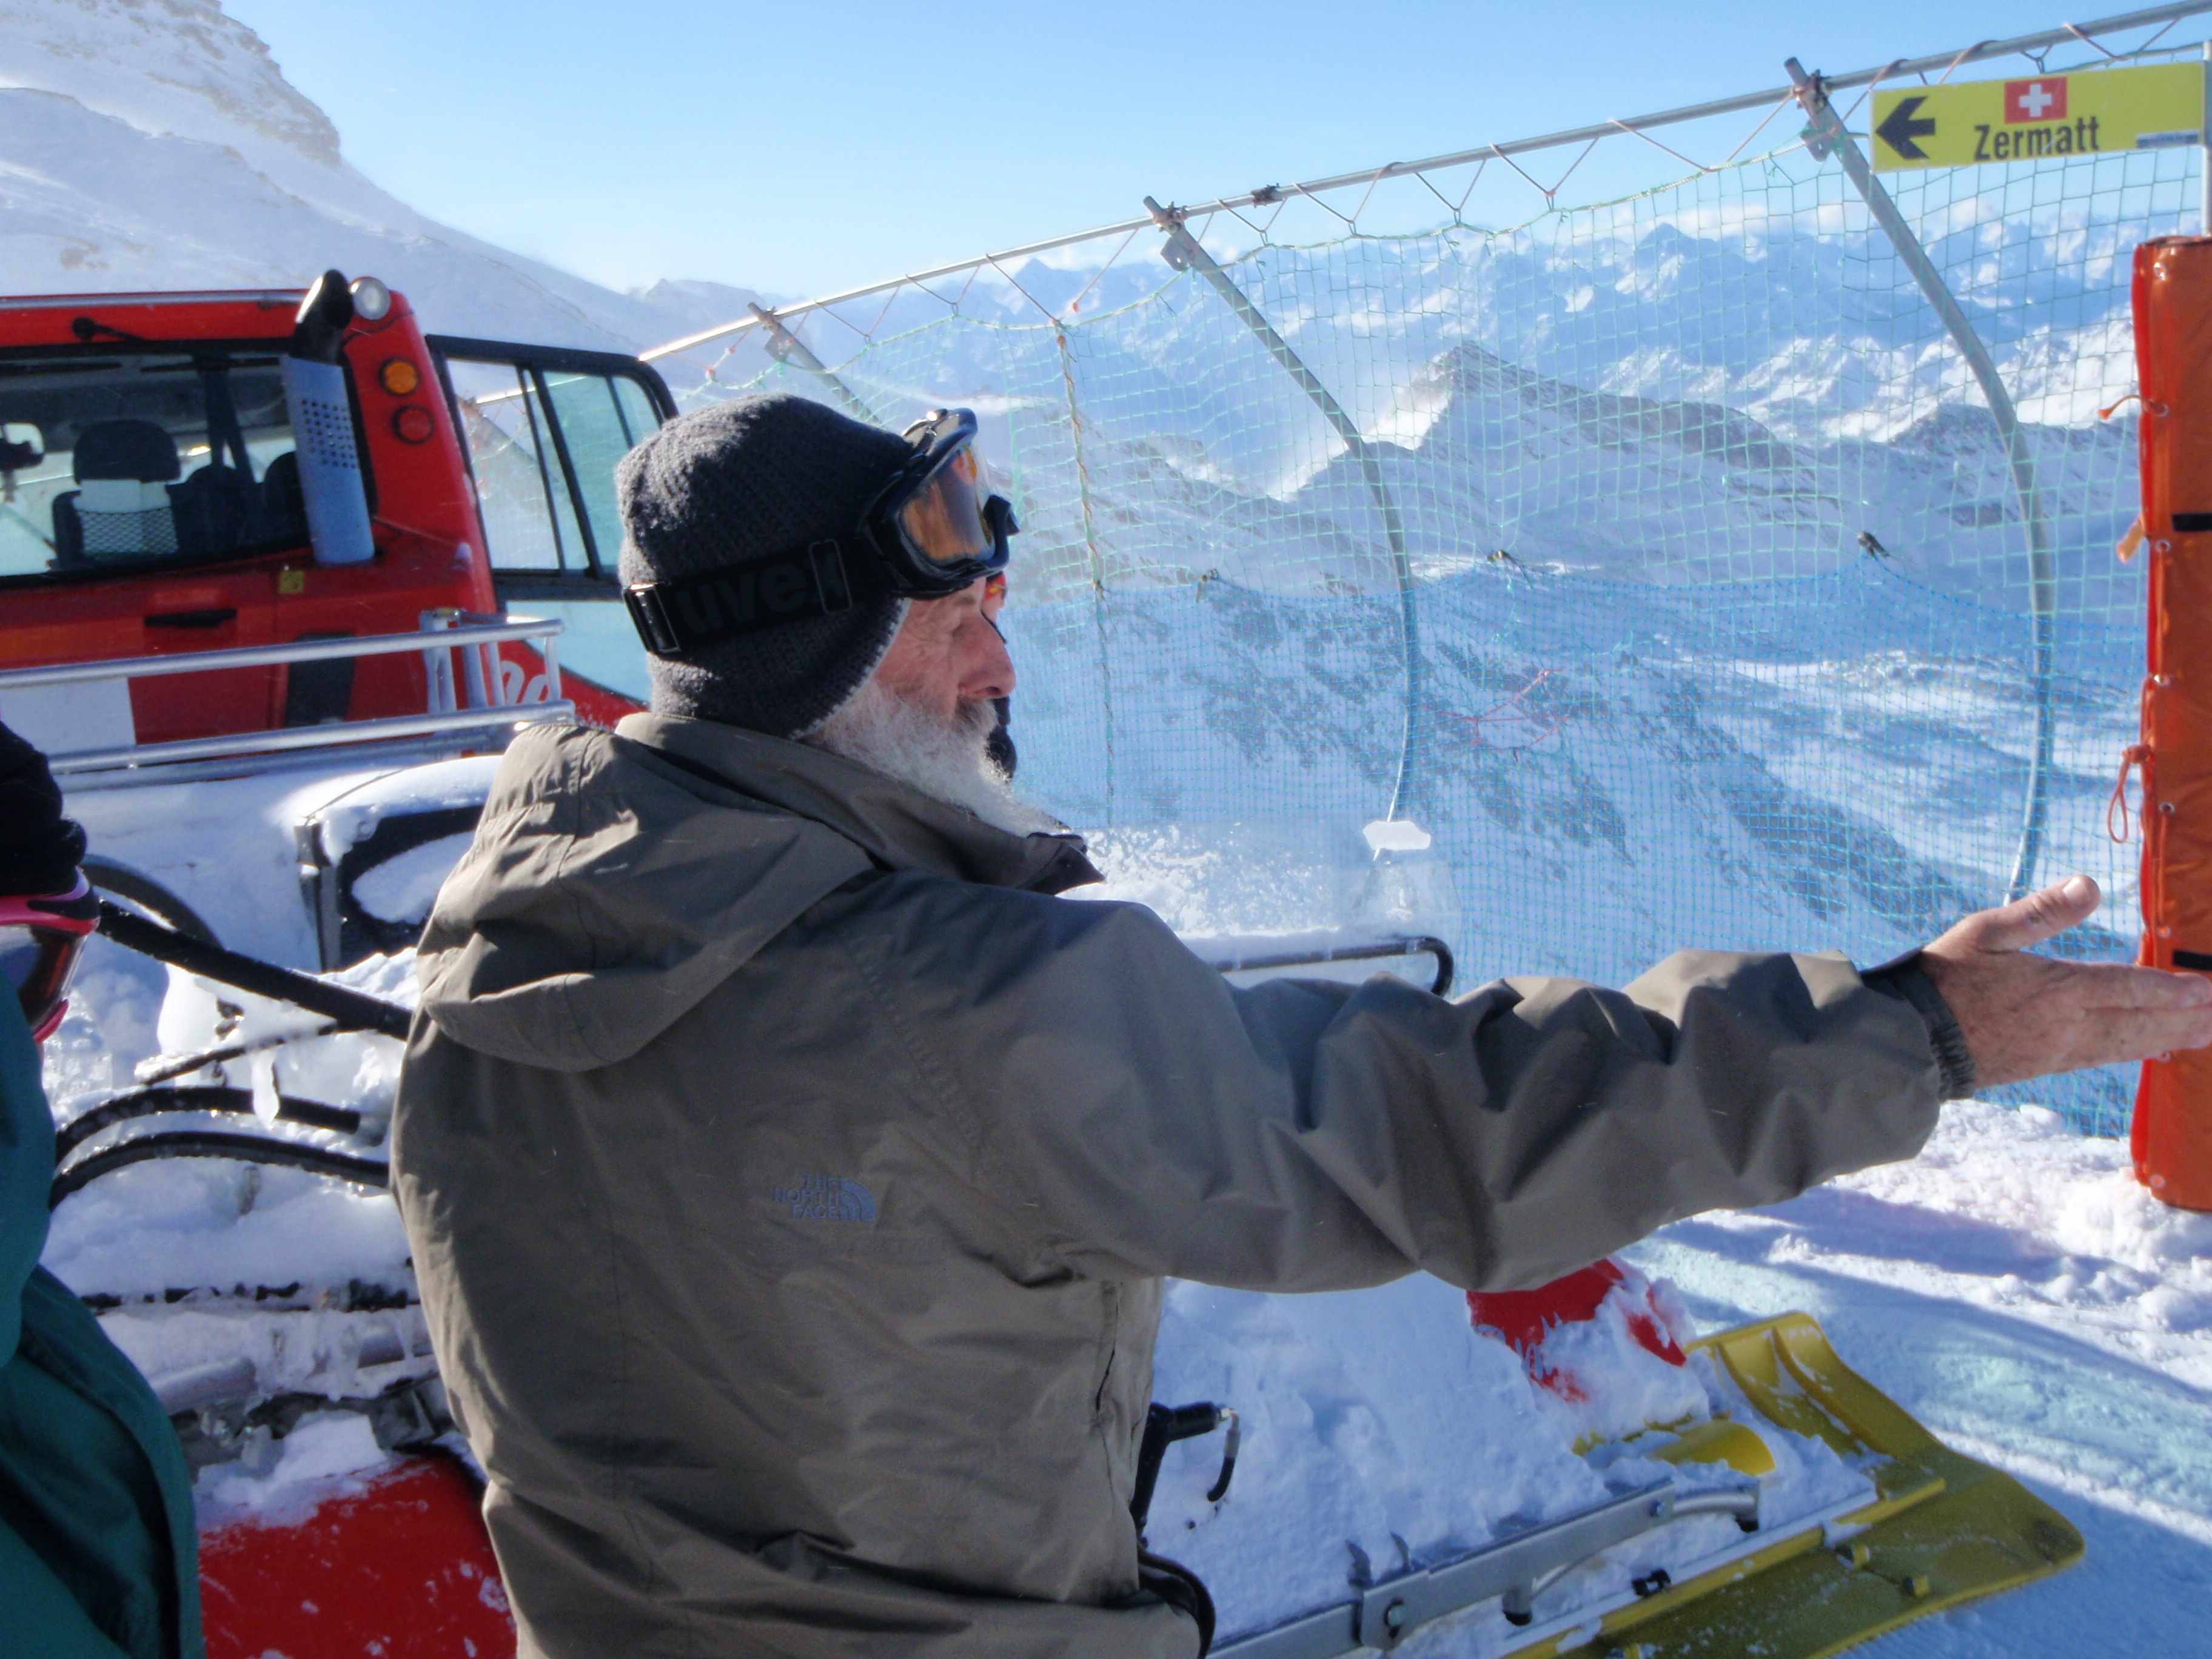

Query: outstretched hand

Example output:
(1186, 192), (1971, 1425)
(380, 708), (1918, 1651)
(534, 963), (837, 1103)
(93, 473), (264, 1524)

(1916, 875), (2212, 1090)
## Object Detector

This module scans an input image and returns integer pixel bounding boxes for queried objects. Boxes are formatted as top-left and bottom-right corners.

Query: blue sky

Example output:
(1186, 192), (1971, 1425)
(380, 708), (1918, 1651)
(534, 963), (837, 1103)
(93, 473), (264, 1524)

(224, 1), (2212, 305)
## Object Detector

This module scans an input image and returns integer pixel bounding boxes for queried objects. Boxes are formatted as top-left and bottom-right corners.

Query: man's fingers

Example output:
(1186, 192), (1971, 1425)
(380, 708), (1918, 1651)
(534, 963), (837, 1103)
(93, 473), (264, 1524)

(2060, 960), (2212, 1010)
(2065, 1002), (2212, 1069)
(1977, 992), (2212, 1086)
(1956, 874), (2100, 954)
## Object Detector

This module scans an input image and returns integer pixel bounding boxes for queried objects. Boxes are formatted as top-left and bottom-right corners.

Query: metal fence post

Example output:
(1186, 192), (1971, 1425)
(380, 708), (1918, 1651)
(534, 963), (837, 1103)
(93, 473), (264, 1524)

(1788, 60), (2058, 902)
(1144, 199), (1425, 822)
(746, 303), (879, 424)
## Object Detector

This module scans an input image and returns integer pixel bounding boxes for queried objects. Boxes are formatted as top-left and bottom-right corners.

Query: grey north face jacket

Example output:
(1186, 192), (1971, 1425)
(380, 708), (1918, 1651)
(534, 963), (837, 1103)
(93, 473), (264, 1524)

(392, 712), (1945, 1659)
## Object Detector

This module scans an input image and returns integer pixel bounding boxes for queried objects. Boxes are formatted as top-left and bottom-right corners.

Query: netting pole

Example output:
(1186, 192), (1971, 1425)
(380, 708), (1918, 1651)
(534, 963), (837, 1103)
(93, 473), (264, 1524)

(1144, 198), (1424, 822)
(1788, 60), (2058, 903)
(1052, 326), (1117, 820)
(746, 303), (877, 424)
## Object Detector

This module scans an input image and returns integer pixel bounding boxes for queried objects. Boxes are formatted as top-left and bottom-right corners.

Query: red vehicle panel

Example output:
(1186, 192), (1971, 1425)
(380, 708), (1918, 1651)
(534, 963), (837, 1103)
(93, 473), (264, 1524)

(199, 1455), (517, 1659)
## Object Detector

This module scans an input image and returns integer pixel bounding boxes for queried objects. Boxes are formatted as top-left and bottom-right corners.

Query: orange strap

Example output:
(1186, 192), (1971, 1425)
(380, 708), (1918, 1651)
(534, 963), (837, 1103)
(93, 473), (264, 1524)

(2109, 742), (2153, 844)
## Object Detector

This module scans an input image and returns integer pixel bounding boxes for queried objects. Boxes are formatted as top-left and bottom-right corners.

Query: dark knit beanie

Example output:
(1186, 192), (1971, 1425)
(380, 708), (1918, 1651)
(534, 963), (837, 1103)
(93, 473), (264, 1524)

(0, 722), (87, 896)
(617, 393), (914, 738)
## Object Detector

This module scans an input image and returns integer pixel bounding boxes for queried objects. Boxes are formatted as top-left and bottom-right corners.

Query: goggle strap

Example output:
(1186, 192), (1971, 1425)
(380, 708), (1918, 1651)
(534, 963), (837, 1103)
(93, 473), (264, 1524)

(625, 538), (882, 656)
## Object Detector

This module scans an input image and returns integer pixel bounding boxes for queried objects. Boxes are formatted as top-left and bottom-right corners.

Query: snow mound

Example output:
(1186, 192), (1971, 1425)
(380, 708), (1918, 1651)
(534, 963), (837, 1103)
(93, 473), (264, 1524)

(1843, 1101), (2212, 1289)
(192, 1411), (396, 1531)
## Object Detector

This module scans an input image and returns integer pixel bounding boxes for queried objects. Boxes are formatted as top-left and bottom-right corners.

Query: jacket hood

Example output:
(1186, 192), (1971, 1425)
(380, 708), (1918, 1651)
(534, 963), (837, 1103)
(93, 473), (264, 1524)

(415, 715), (1098, 1071)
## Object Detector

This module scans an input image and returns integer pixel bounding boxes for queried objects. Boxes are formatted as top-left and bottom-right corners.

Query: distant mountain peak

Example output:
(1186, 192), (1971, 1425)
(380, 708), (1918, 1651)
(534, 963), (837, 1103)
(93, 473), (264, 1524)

(0, 1), (760, 361)
(628, 278), (776, 334)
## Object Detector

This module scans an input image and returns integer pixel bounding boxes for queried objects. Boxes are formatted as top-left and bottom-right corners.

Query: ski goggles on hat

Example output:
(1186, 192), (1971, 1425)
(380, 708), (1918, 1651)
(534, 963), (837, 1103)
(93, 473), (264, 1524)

(2, 875), (98, 1045)
(626, 407), (1017, 659)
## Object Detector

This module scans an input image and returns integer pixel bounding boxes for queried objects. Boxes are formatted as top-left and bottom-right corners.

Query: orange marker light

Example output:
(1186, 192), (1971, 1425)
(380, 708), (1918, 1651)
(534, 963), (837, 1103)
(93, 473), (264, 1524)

(379, 358), (421, 397)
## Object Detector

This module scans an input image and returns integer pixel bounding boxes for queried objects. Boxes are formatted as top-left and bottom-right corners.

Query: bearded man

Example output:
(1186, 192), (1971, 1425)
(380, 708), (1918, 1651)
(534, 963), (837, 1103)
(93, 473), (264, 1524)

(391, 392), (2212, 1659)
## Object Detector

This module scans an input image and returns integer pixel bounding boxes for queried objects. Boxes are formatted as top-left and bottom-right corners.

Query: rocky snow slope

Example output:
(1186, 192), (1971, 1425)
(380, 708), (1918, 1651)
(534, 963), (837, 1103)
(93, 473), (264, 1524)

(0, 0), (734, 350)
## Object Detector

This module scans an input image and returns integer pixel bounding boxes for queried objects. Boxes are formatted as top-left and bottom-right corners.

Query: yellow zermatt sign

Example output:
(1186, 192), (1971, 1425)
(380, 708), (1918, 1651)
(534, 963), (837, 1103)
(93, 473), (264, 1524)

(1870, 61), (2205, 170)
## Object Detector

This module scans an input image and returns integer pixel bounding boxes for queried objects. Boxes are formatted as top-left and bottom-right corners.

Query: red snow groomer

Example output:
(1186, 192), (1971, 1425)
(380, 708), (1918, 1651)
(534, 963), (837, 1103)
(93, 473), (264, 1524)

(0, 272), (679, 1659)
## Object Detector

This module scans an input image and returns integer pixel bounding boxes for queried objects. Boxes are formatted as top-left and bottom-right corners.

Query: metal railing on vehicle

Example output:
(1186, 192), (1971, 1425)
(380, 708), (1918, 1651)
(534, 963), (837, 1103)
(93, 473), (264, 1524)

(0, 615), (571, 780)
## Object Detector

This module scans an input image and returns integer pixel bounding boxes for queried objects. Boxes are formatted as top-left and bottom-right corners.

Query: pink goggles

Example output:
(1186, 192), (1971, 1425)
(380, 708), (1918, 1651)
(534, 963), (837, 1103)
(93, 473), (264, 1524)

(2, 874), (98, 1044)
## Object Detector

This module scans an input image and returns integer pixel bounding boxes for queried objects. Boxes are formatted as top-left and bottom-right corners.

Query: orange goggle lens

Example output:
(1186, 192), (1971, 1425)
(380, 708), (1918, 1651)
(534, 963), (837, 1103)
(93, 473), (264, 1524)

(893, 442), (1000, 568)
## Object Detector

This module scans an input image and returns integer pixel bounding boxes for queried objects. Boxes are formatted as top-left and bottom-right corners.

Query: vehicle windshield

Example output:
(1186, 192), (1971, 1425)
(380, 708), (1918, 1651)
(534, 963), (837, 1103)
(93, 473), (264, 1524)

(0, 346), (318, 581)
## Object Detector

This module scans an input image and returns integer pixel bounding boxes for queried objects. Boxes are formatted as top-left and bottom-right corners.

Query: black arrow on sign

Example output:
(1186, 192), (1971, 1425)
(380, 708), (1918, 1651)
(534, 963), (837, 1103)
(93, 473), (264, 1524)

(1877, 95), (1937, 160)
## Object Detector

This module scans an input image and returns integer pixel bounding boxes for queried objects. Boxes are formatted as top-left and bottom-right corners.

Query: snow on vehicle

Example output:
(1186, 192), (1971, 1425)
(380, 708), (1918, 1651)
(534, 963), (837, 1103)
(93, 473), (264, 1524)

(3, 273), (2089, 1659)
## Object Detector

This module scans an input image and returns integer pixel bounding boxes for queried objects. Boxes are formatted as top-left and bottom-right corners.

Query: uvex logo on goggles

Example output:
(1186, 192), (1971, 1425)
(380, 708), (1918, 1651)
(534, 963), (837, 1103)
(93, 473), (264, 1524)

(625, 540), (862, 655)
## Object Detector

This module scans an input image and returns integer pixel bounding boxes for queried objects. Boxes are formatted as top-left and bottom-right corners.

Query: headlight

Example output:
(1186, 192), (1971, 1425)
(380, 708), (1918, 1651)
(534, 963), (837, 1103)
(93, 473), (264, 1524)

(349, 276), (393, 321)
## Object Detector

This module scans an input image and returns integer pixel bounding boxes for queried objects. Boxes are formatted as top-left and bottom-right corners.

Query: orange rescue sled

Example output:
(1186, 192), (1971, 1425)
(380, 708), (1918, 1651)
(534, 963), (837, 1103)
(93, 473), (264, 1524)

(2129, 236), (2212, 1212)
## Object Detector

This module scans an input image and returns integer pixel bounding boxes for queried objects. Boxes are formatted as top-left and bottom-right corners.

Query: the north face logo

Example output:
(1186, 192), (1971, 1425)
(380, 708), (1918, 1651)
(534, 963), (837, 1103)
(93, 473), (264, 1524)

(771, 1175), (877, 1224)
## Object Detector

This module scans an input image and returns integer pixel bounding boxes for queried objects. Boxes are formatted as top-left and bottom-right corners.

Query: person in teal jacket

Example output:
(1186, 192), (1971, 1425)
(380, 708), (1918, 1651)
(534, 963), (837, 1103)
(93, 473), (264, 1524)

(0, 720), (203, 1659)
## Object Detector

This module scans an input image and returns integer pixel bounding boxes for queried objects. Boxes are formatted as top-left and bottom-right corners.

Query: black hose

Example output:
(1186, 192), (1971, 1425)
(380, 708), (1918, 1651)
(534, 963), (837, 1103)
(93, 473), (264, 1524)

(1204, 1410), (1240, 1504)
(56, 1085), (361, 1161)
(50, 1131), (387, 1210)
(82, 859), (220, 945)
(96, 901), (412, 1040)
(1416, 935), (1455, 997)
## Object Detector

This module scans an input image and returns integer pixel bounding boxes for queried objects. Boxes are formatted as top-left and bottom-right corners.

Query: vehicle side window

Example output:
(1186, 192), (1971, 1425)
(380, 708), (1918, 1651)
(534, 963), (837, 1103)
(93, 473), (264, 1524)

(0, 349), (315, 583)
(543, 371), (644, 561)
(429, 343), (672, 585)
(428, 340), (674, 705)
(440, 361), (582, 574)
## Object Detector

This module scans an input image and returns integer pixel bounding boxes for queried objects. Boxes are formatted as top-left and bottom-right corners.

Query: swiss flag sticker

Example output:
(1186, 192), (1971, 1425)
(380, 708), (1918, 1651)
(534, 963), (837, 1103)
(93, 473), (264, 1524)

(2006, 78), (2068, 123)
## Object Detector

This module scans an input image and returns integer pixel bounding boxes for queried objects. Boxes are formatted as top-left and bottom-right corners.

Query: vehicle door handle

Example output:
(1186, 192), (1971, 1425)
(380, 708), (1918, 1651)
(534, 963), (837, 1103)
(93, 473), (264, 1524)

(145, 608), (238, 629)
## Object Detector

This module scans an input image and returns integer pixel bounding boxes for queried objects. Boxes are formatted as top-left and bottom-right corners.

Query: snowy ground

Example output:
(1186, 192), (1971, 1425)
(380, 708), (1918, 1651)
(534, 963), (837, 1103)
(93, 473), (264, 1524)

(1629, 1102), (2212, 1657)
(36, 944), (2212, 1655)
(1135, 1100), (2212, 1651)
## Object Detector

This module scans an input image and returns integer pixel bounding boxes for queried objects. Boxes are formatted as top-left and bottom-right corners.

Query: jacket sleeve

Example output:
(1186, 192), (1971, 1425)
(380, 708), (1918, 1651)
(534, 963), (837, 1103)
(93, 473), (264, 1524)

(853, 884), (1943, 1295)
(1, 988), (53, 1367)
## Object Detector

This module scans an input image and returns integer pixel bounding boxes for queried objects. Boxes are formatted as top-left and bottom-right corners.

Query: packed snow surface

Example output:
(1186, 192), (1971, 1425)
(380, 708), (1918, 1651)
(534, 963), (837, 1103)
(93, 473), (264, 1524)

(13, 4), (2204, 1649)
(36, 956), (2212, 1652)
(1631, 1102), (2212, 1655)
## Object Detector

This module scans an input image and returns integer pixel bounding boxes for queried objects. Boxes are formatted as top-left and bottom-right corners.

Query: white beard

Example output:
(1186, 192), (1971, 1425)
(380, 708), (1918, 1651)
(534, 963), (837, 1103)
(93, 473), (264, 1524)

(809, 677), (1061, 837)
